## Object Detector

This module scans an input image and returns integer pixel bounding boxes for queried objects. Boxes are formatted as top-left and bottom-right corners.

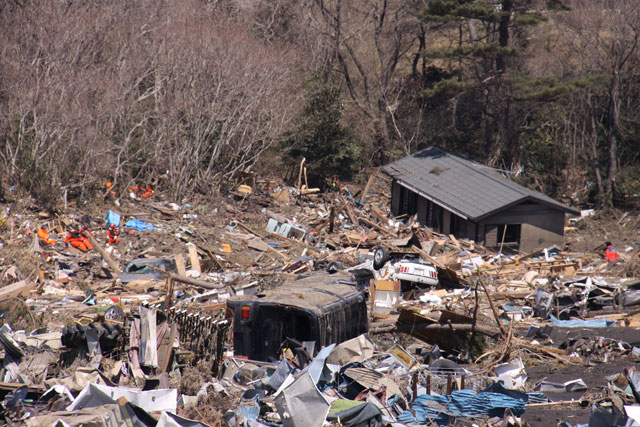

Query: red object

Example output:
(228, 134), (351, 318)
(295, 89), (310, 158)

(131, 186), (154, 199)
(241, 306), (251, 319)
(37, 228), (56, 245)
(605, 245), (619, 262)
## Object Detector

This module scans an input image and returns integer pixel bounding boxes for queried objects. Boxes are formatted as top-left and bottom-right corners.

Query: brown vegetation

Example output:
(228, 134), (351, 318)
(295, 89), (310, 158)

(1, 0), (640, 208)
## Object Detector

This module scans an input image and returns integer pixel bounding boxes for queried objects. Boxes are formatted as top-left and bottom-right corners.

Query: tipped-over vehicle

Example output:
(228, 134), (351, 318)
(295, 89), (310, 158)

(226, 273), (368, 362)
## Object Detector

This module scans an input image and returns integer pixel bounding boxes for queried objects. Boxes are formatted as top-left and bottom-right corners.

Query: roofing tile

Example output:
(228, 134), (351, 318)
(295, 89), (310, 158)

(381, 147), (579, 220)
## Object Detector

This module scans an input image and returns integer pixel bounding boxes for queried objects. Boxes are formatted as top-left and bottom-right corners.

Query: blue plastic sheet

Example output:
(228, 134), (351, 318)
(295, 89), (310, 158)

(125, 218), (155, 231)
(550, 314), (614, 328)
(397, 383), (546, 425)
(105, 210), (120, 228)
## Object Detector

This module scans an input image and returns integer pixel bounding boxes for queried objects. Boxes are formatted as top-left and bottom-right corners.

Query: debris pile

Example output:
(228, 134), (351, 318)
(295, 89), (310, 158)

(0, 172), (637, 426)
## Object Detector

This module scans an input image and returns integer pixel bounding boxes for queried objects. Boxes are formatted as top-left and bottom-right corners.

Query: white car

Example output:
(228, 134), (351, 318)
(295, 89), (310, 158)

(348, 246), (439, 288)
(392, 258), (439, 286)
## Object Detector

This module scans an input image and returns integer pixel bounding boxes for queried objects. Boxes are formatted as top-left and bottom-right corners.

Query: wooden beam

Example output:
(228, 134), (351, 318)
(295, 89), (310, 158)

(361, 175), (375, 201)
(0, 280), (34, 300)
(83, 232), (121, 274)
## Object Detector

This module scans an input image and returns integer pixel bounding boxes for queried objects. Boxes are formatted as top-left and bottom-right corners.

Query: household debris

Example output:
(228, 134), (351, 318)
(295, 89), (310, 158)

(0, 170), (637, 425)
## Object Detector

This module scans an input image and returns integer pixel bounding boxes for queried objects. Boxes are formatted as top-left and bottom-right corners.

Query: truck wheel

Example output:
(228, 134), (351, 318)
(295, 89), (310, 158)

(373, 246), (390, 270)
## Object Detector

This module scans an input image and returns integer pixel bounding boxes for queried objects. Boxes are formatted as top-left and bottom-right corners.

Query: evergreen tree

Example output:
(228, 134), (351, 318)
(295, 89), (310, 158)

(418, 0), (548, 168)
(283, 79), (361, 187)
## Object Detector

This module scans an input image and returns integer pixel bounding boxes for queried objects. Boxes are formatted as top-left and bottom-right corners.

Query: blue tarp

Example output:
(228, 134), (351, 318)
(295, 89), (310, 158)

(397, 383), (547, 425)
(550, 314), (614, 328)
(124, 219), (155, 231)
(105, 210), (120, 228)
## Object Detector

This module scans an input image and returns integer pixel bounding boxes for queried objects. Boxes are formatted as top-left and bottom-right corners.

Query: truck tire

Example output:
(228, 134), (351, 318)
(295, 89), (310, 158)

(373, 246), (390, 270)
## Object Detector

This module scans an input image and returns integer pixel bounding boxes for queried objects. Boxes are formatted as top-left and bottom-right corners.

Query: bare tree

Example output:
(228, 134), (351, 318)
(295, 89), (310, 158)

(558, 0), (640, 205)
(308, 0), (423, 163)
(0, 0), (305, 203)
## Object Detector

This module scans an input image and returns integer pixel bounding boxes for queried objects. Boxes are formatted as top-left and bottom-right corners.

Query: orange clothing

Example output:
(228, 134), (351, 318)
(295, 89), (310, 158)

(65, 231), (94, 252)
(107, 227), (120, 245)
(131, 186), (154, 199)
(37, 228), (56, 245)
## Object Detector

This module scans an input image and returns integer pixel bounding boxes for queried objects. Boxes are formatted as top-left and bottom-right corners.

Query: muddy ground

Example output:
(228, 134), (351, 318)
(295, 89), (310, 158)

(522, 326), (640, 426)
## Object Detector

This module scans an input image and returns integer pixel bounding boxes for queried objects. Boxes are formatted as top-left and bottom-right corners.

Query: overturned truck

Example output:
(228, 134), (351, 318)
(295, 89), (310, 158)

(227, 273), (368, 361)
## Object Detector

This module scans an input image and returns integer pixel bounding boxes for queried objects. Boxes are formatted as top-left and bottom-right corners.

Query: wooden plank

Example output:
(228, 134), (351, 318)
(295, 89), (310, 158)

(361, 175), (375, 201)
(370, 205), (388, 225)
(159, 323), (178, 373)
(83, 232), (122, 274)
(187, 244), (201, 273)
(247, 239), (269, 252)
(297, 158), (306, 190)
(236, 221), (266, 239)
(344, 204), (359, 226)
(174, 253), (186, 276)
(0, 280), (35, 300)
(359, 217), (394, 237)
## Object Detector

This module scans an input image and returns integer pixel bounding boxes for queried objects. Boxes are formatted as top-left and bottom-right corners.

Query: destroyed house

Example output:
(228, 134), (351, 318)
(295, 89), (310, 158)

(382, 147), (580, 253)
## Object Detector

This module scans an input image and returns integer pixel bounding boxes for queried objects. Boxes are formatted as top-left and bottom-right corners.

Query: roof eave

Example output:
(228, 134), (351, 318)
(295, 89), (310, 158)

(473, 196), (581, 222)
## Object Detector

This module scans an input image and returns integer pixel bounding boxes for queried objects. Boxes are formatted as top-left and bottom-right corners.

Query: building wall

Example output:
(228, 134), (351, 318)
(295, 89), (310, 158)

(391, 181), (402, 216)
(477, 202), (565, 253)
(417, 196), (428, 224)
(390, 184), (566, 253)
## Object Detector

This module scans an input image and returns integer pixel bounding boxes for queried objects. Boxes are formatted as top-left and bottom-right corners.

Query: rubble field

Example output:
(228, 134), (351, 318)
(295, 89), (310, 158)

(0, 170), (638, 427)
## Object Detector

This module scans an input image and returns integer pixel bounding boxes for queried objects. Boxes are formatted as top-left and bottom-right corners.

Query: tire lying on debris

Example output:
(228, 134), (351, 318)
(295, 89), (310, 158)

(373, 246), (390, 270)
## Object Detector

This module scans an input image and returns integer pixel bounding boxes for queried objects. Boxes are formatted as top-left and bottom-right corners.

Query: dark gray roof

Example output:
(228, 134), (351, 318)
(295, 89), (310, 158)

(381, 147), (580, 221)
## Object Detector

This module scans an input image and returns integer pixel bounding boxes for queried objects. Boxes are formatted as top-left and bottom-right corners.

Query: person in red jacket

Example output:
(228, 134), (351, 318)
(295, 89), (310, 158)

(605, 241), (619, 262)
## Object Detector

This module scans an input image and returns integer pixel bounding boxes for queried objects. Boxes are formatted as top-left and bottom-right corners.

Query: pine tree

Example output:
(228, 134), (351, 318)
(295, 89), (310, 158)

(282, 79), (361, 187)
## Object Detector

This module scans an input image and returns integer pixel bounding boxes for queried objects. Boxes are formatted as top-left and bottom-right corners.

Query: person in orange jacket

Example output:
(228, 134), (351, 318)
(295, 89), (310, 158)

(65, 226), (94, 252)
(37, 227), (56, 246)
(106, 224), (120, 246)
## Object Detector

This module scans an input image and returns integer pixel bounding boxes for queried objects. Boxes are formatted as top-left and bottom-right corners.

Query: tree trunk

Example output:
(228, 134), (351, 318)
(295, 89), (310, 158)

(605, 69), (620, 206)
(373, 94), (392, 164)
(496, 0), (512, 72)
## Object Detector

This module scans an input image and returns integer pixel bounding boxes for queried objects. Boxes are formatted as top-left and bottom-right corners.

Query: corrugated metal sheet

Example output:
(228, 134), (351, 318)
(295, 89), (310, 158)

(381, 147), (580, 221)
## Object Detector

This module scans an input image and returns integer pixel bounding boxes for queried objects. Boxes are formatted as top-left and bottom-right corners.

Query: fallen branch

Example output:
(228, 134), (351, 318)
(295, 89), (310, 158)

(83, 232), (122, 274)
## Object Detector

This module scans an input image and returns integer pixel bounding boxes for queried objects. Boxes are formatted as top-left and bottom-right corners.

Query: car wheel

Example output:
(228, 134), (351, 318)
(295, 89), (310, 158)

(373, 246), (390, 270)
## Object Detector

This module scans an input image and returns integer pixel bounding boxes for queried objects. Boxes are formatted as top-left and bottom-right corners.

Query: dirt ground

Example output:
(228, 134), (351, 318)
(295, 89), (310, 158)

(522, 326), (640, 426)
